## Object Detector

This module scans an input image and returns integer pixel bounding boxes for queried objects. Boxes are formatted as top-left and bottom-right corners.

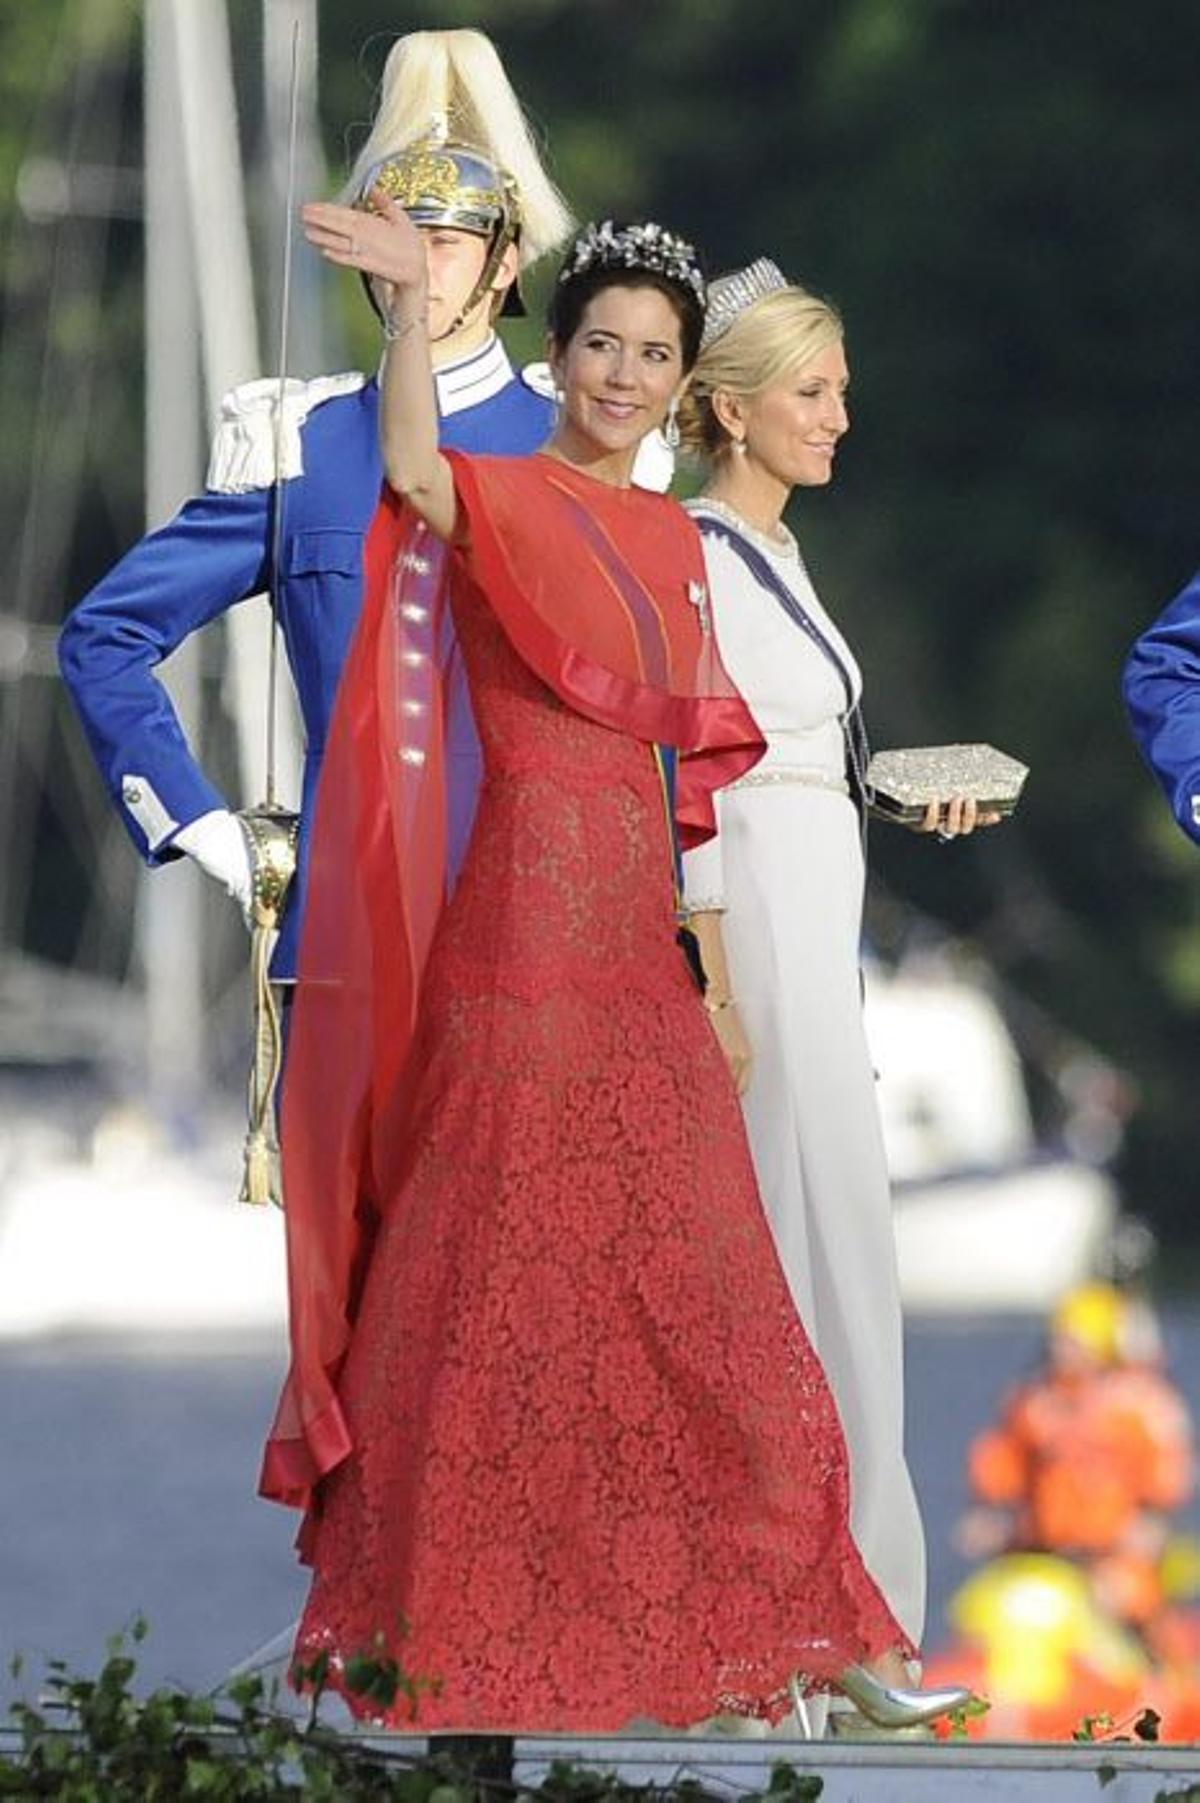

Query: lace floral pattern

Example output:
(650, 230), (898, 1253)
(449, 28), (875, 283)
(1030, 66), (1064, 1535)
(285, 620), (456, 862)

(293, 579), (906, 1731)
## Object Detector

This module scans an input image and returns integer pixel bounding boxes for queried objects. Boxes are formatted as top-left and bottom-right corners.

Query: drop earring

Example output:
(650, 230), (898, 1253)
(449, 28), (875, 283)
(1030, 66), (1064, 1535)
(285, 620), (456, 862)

(664, 396), (681, 451)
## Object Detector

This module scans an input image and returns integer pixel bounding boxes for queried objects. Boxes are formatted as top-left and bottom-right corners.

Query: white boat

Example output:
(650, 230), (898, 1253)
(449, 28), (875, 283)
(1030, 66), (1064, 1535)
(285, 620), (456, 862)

(0, 946), (1121, 1339)
(865, 954), (1119, 1313)
(0, 1109), (286, 1341)
(0, 955), (285, 1340)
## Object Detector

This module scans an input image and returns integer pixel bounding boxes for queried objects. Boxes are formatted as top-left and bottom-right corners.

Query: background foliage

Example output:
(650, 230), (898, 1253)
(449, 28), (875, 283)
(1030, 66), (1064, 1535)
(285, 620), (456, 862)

(4, 0), (1200, 1238)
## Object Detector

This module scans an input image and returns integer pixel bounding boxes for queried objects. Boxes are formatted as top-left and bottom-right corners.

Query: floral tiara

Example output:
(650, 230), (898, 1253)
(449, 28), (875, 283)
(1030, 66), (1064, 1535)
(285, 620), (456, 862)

(559, 219), (706, 305)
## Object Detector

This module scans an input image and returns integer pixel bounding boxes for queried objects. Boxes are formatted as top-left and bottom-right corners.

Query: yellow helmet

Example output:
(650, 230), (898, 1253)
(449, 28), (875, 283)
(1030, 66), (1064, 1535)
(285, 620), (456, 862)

(1051, 1281), (1126, 1366)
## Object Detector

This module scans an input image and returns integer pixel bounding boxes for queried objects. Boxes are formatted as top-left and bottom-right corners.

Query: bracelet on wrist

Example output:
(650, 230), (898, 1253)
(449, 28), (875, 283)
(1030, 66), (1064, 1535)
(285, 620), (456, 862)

(382, 305), (428, 344)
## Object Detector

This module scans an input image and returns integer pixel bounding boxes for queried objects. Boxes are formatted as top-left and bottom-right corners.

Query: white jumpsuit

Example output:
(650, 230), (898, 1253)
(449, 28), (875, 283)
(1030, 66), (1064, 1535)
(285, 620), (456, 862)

(683, 504), (926, 1648)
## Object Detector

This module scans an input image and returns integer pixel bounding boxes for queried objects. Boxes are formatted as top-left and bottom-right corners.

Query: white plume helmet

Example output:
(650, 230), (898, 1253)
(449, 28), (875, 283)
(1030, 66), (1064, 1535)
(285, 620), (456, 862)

(344, 29), (573, 268)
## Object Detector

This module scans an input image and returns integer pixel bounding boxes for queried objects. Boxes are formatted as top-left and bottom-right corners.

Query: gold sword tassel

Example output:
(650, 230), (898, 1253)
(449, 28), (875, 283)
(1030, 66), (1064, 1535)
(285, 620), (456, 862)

(237, 809), (298, 1205)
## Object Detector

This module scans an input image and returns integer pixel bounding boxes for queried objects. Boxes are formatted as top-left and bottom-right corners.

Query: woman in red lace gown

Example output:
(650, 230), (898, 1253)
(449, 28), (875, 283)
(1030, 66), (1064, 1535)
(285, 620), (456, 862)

(262, 202), (948, 1733)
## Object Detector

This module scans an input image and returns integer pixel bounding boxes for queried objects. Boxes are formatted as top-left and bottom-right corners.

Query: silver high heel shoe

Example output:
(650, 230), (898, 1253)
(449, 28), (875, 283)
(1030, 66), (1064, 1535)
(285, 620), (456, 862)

(837, 1665), (972, 1730)
(788, 1668), (972, 1732)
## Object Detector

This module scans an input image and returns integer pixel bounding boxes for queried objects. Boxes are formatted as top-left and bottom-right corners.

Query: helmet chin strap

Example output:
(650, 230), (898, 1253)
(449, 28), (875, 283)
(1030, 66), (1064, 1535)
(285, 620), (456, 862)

(429, 291), (488, 345)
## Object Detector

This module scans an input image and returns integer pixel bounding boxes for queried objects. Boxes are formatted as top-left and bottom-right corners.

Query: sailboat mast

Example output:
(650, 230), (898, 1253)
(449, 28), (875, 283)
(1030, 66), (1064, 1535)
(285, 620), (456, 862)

(138, 0), (206, 1101)
(139, 0), (307, 1106)
(264, 0), (326, 385)
(172, 0), (305, 809)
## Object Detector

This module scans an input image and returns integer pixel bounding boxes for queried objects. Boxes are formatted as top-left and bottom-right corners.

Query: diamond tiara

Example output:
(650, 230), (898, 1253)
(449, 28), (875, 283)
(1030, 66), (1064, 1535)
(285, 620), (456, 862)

(559, 219), (706, 305)
(699, 257), (789, 351)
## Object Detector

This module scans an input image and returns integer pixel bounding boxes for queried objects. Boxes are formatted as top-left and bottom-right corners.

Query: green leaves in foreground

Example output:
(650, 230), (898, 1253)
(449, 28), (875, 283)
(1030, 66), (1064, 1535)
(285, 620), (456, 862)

(1073, 1705), (1162, 1745)
(944, 1694), (992, 1739)
(1, 1624), (453, 1802)
(0, 1626), (824, 1800)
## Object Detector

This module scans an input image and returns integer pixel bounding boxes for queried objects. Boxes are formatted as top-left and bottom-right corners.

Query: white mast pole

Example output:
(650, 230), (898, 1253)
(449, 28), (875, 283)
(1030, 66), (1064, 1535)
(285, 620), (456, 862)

(264, 0), (327, 382)
(140, 0), (308, 1108)
(169, 0), (302, 810)
(138, 0), (207, 1102)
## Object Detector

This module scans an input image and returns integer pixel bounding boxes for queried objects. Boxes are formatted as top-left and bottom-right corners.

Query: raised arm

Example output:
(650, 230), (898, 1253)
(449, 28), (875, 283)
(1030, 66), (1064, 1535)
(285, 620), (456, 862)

(301, 194), (459, 540)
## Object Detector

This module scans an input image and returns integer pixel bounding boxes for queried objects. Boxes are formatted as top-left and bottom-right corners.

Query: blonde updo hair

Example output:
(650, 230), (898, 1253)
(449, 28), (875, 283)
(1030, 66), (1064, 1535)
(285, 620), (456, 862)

(680, 284), (843, 462)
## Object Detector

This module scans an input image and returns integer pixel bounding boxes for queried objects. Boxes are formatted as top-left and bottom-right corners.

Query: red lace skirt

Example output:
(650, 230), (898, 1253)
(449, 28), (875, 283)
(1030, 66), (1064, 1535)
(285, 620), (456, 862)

(291, 862), (904, 1730)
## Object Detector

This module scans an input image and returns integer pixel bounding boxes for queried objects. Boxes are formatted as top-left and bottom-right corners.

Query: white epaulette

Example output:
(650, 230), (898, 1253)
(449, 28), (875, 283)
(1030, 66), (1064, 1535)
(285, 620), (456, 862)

(205, 372), (369, 494)
(519, 361), (675, 493)
(520, 359), (557, 401)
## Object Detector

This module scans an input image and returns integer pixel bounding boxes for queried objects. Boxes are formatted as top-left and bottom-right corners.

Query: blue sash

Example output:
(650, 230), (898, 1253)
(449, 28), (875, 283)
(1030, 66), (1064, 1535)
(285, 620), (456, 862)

(690, 508), (871, 826)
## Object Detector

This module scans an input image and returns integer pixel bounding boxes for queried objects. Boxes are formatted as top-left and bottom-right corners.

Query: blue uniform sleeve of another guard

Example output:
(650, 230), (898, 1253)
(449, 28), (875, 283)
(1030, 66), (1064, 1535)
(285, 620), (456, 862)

(1123, 567), (1200, 845)
(58, 486), (272, 863)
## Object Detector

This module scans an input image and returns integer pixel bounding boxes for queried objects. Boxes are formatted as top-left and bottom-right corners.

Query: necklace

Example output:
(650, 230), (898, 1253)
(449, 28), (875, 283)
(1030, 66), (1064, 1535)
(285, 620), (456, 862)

(688, 493), (799, 560)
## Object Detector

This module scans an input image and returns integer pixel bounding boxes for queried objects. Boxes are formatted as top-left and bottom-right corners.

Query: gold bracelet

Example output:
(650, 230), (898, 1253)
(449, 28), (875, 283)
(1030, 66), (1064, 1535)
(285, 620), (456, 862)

(703, 994), (736, 1014)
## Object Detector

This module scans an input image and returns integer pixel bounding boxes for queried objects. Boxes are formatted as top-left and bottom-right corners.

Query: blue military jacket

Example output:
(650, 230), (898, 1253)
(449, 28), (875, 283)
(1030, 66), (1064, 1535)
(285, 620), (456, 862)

(1123, 567), (1200, 846)
(59, 337), (553, 975)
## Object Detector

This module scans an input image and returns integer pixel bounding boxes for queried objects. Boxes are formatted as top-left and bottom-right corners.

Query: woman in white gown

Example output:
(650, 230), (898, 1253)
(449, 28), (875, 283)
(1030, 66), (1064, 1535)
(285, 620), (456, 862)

(680, 264), (986, 1688)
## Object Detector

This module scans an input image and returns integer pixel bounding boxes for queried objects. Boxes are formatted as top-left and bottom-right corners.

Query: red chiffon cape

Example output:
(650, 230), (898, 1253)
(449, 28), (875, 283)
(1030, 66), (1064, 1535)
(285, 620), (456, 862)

(260, 453), (764, 1525)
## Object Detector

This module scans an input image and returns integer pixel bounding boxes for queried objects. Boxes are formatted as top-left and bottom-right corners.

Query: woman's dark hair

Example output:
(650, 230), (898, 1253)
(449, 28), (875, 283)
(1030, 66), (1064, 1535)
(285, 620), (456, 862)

(548, 262), (706, 373)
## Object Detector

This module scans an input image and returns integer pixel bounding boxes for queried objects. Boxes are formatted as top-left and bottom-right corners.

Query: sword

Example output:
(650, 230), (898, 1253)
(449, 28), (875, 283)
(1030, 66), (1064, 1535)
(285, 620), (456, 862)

(237, 19), (303, 1208)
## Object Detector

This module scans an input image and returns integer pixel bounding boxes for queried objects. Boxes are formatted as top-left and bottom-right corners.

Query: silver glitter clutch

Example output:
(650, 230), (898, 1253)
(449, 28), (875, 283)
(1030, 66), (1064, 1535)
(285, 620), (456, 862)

(866, 743), (1028, 824)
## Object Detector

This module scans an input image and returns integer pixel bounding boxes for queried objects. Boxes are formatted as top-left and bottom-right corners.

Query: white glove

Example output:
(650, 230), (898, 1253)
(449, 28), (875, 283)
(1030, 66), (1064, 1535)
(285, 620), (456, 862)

(174, 810), (254, 920)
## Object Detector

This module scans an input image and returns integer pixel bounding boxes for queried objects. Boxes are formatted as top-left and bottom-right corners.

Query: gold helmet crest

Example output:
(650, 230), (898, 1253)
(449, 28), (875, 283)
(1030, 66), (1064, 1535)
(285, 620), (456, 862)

(358, 125), (525, 318)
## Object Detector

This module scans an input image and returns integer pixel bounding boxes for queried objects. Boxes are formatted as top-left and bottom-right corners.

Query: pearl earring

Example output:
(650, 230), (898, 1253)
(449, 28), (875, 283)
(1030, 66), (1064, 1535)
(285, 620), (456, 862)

(732, 437), (747, 455)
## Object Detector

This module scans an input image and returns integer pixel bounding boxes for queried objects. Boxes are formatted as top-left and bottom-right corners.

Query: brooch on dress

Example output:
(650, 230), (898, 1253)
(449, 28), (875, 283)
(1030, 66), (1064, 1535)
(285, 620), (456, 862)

(687, 579), (711, 637)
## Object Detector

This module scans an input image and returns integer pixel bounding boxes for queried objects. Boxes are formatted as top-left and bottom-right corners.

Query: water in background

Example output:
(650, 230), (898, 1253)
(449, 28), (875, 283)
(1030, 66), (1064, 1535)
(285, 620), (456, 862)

(3, 1308), (1199, 1700)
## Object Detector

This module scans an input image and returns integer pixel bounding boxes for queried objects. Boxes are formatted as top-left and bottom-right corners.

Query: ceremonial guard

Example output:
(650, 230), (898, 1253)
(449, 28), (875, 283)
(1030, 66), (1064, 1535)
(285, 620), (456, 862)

(1124, 567), (1200, 843)
(58, 30), (572, 978)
